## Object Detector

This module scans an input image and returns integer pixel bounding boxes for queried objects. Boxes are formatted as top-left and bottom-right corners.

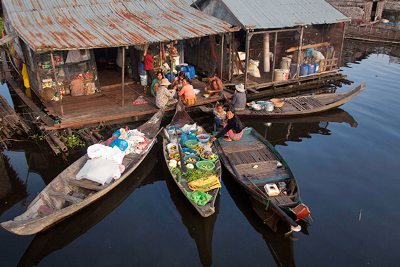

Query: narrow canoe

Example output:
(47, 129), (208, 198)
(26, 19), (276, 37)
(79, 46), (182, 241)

(1, 109), (165, 235)
(215, 127), (311, 232)
(200, 83), (365, 118)
(17, 146), (162, 266)
(163, 102), (222, 217)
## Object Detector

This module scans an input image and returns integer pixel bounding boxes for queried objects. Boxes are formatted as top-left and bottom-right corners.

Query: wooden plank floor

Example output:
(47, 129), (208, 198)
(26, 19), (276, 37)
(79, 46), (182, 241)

(43, 79), (231, 130)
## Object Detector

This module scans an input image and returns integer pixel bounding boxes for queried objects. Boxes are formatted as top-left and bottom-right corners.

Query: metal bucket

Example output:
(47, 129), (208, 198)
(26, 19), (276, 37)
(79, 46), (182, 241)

(265, 101), (274, 111)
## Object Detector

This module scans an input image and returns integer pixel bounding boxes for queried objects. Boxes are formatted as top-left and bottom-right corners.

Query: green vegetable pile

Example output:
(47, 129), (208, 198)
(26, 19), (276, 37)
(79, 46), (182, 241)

(65, 135), (86, 149)
(186, 169), (218, 183)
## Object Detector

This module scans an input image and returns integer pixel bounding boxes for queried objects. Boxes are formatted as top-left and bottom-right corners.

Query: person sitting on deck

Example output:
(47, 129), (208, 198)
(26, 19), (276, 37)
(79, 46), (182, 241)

(204, 74), (223, 98)
(210, 107), (244, 142)
(172, 71), (186, 90)
(213, 102), (227, 128)
(156, 79), (177, 108)
(223, 83), (246, 111)
(151, 71), (164, 97)
(178, 77), (197, 107)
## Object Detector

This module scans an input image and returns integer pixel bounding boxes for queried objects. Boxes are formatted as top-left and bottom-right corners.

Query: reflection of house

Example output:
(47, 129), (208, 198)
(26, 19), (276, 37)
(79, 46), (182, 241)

(327, 0), (385, 22)
(193, 0), (350, 91)
(0, 0), (236, 118)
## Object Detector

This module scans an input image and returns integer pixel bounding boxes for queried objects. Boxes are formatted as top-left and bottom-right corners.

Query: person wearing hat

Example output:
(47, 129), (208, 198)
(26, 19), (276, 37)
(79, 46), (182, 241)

(156, 78), (176, 108)
(204, 74), (223, 98)
(223, 83), (246, 111)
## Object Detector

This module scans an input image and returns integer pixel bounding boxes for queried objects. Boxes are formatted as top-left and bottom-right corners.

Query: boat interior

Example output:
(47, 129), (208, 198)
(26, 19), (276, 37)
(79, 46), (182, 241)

(216, 129), (299, 207)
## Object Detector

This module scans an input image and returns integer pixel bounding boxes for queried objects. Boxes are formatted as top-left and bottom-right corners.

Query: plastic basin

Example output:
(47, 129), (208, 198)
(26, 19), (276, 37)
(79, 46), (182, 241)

(196, 134), (210, 143)
(196, 161), (215, 171)
(185, 140), (199, 149)
(184, 155), (200, 164)
(200, 152), (218, 163)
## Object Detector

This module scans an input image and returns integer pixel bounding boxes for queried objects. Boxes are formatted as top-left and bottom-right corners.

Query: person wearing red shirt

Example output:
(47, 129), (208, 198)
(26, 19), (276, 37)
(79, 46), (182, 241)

(144, 47), (156, 86)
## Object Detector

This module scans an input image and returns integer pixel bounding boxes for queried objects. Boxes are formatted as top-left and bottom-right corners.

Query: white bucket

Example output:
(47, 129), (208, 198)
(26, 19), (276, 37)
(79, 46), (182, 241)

(265, 101), (274, 111)
(273, 69), (285, 81)
(140, 75), (147, 86)
(264, 183), (280, 196)
(280, 57), (292, 69)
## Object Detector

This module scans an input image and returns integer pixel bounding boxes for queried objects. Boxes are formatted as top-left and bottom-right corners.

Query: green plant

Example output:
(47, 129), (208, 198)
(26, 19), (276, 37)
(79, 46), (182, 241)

(65, 135), (85, 149)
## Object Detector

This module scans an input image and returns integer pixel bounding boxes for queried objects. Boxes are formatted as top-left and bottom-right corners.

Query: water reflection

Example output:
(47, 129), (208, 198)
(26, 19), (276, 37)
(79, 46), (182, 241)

(222, 173), (298, 267)
(17, 144), (162, 267)
(0, 153), (28, 216)
(164, 161), (220, 267)
(241, 108), (358, 146)
(342, 40), (400, 66)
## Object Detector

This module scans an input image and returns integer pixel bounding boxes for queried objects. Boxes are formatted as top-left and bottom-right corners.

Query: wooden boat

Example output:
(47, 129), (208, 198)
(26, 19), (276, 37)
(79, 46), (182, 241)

(163, 101), (222, 217)
(200, 83), (365, 118)
(164, 164), (219, 267)
(17, 146), (163, 266)
(1, 109), (165, 235)
(214, 127), (310, 232)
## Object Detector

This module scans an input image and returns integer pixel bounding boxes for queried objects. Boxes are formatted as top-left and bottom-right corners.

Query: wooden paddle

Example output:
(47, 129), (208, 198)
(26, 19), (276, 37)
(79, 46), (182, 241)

(215, 141), (301, 232)
(174, 126), (187, 174)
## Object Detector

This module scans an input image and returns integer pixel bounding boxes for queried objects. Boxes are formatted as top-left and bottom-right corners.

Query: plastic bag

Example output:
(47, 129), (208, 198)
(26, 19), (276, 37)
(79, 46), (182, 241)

(109, 138), (129, 151)
(312, 50), (325, 62)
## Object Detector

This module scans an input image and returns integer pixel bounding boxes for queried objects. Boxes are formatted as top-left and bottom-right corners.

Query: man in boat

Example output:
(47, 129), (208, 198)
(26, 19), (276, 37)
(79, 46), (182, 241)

(210, 108), (244, 142)
(204, 74), (223, 98)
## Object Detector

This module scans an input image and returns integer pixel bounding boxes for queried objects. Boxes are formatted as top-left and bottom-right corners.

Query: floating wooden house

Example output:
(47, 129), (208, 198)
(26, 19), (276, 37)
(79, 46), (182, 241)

(191, 0), (351, 91)
(0, 0), (237, 129)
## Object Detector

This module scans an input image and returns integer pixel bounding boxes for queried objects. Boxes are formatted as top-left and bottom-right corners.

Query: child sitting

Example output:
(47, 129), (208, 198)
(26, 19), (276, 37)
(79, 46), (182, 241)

(213, 102), (227, 128)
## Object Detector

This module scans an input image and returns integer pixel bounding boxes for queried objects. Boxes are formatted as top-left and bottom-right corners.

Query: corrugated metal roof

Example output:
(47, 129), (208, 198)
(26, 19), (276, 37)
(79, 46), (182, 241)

(2, 0), (236, 51)
(218, 0), (350, 29)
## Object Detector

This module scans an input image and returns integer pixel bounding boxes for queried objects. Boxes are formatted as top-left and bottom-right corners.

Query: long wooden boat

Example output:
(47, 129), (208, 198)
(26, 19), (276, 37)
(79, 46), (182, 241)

(17, 147), (162, 266)
(1, 109), (165, 235)
(163, 101), (221, 217)
(200, 83), (365, 118)
(164, 165), (219, 266)
(215, 127), (310, 232)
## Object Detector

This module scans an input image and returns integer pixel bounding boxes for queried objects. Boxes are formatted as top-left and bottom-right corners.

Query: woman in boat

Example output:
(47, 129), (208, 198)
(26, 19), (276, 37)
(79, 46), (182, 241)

(178, 77), (196, 106)
(150, 71), (163, 97)
(156, 79), (177, 108)
(210, 108), (243, 142)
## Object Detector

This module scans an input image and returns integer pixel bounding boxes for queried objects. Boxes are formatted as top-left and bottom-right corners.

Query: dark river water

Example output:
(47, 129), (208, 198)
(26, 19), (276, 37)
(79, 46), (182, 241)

(1, 42), (400, 267)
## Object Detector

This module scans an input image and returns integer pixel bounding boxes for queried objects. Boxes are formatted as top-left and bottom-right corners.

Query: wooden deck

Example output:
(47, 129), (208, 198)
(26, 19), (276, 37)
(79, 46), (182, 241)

(43, 79), (231, 130)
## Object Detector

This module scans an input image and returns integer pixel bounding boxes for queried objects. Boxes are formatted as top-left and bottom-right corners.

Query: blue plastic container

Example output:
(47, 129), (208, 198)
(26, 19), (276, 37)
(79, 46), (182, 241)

(188, 65), (195, 79)
(138, 62), (146, 76)
(165, 72), (175, 82)
(300, 64), (309, 76)
(308, 63), (315, 74)
(184, 71), (191, 81)
(312, 62), (319, 73)
(176, 65), (188, 72)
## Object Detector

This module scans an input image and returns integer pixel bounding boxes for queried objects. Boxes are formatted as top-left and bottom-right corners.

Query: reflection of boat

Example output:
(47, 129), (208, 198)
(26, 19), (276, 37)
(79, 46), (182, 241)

(163, 102), (221, 217)
(164, 162), (219, 267)
(215, 128), (310, 232)
(0, 153), (28, 217)
(17, 144), (163, 267)
(1, 109), (164, 235)
(223, 173), (299, 267)
(200, 83), (365, 118)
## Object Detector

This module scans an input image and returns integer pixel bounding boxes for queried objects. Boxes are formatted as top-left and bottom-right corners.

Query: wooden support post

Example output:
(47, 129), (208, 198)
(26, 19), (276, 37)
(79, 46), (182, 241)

(295, 26), (304, 80)
(50, 50), (64, 117)
(220, 33), (224, 80)
(121, 46), (125, 107)
(338, 22), (346, 70)
(228, 32), (233, 81)
(272, 31), (277, 82)
(244, 29), (250, 90)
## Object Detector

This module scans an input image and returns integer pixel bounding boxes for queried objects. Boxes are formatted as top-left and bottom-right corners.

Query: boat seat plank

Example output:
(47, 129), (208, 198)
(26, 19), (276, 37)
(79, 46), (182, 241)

(271, 195), (297, 207)
(242, 175), (290, 185)
(68, 178), (106, 191)
(220, 141), (263, 153)
(47, 190), (84, 204)
(250, 151), (261, 162)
